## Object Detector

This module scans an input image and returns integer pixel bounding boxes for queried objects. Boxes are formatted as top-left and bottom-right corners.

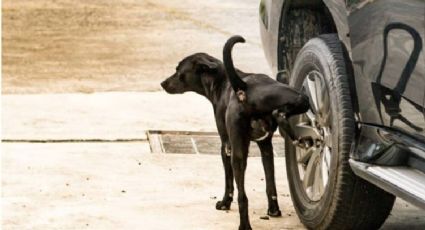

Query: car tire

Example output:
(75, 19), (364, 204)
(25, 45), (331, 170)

(285, 34), (395, 229)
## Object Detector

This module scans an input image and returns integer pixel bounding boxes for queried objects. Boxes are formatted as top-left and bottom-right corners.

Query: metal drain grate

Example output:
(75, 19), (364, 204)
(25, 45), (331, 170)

(147, 130), (285, 157)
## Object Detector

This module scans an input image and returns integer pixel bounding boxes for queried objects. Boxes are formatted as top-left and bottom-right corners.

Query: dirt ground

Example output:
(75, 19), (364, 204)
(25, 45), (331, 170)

(2, 0), (270, 94)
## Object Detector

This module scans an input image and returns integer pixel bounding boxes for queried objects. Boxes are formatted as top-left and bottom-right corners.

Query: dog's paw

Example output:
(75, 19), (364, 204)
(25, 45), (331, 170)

(267, 208), (282, 217)
(215, 199), (232, 210)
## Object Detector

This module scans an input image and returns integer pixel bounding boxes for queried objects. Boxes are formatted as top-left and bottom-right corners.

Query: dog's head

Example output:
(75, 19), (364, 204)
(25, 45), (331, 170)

(161, 53), (221, 95)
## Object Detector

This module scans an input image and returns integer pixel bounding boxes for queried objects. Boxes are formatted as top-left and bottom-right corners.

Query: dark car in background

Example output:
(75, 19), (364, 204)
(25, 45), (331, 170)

(259, 0), (425, 229)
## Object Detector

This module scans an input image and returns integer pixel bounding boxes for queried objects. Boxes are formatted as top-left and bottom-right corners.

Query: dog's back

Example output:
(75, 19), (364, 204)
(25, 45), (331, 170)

(223, 35), (308, 115)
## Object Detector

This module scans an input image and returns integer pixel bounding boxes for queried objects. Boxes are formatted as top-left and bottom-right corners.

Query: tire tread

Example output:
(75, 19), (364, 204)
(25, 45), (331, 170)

(288, 34), (395, 230)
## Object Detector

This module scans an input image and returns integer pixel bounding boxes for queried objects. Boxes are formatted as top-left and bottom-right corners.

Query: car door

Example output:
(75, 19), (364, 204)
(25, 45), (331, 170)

(347, 0), (425, 139)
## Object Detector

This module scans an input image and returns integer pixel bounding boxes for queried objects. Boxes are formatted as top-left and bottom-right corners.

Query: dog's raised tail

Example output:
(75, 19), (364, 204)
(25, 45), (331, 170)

(223, 35), (247, 94)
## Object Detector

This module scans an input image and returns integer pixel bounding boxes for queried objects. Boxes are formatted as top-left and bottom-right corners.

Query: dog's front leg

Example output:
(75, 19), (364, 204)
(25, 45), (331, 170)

(257, 138), (282, 217)
(216, 141), (234, 210)
(215, 115), (234, 211)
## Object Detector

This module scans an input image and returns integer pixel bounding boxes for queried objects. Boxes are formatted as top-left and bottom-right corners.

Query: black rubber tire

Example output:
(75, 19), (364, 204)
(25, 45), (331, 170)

(285, 34), (395, 230)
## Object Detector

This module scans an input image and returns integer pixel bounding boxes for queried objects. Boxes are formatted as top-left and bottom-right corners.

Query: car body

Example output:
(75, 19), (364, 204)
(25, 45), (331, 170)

(259, 0), (425, 228)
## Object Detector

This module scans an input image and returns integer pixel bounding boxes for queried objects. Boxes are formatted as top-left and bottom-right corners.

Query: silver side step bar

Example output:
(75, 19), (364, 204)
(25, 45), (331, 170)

(350, 159), (425, 210)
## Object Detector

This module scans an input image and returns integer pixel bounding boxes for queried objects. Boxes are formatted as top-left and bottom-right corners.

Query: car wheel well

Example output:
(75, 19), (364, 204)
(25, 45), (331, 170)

(277, 2), (338, 82)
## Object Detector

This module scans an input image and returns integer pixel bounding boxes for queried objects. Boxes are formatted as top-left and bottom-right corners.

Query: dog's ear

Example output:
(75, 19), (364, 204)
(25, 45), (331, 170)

(194, 56), (219, 73)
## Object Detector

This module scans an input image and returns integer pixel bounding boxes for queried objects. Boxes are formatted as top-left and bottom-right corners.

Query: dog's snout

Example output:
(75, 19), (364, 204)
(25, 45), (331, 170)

(161, 77), (182, 94)
(160, 80), (168, 89)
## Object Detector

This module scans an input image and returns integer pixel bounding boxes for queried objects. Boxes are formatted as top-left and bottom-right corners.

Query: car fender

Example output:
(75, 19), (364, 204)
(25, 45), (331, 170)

(323, 0), (351, 55)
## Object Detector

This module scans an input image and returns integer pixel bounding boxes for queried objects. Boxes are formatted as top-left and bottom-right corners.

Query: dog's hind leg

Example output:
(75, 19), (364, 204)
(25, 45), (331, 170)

(230, 137), (251, 230)
(257, 138), (282, 217)
(226, 107), (252, 230)
(216, 141), (234, 210)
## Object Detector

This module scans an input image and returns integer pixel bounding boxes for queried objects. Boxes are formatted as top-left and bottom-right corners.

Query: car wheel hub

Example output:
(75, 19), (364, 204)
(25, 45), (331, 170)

(293, 70), (333, 202)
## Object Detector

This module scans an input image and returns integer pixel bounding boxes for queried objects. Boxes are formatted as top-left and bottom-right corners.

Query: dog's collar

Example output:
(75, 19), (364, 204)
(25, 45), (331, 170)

(254, 131), (269, 142)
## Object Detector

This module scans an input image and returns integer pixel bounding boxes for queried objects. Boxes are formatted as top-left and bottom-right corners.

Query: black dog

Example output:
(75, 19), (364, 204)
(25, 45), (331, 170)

(161, 35), (309, 230)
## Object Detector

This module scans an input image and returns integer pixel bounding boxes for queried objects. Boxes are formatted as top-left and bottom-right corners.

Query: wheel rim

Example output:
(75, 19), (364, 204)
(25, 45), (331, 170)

(293, 70), (333, 202)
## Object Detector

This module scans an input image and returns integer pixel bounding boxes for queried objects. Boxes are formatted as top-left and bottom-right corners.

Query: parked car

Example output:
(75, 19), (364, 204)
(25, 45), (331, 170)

(259, 0), (425, 229)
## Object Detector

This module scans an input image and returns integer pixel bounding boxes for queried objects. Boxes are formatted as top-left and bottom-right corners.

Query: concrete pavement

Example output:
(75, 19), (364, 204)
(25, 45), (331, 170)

(2, 92), (425, 229)
(2, 92), (215, 140)
(2, 142), (304, 230)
